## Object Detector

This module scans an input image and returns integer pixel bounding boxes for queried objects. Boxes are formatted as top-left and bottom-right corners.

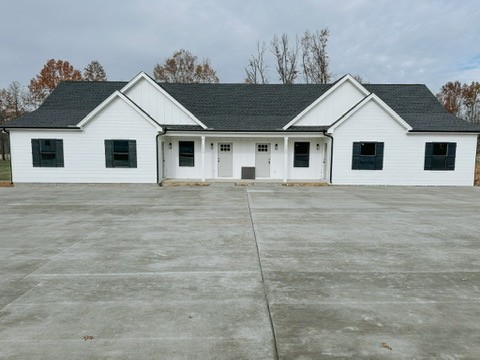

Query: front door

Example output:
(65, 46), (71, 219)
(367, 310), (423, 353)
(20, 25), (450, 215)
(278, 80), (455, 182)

(255, 143), (270, 178)
(218, 143), (233, 177)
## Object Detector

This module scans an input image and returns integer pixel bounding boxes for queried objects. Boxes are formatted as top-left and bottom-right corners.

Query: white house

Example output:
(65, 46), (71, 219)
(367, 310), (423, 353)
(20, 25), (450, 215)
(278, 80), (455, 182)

(4, 73), (479, 185)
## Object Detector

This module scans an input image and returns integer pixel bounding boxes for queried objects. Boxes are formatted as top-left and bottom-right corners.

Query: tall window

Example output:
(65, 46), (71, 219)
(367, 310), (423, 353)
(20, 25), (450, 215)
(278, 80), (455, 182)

(424, 142), (456, 171)
(351, 142), (384, 170)
(105, 140), (137, 168)
(179, 141), (195, 167)
(294, 142), (310, 167)
(31, 139), (64, 167)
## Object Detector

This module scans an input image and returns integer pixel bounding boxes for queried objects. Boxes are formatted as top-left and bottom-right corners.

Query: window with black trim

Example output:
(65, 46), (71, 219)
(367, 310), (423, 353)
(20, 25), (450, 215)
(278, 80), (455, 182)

(294, 142), (310, 167)
(352, 142), (384, 170)
(179, 141), (195, 167)
(424, 142), (456, 171)
(32, 139), (64, 167)
(105, 140), (137, 168)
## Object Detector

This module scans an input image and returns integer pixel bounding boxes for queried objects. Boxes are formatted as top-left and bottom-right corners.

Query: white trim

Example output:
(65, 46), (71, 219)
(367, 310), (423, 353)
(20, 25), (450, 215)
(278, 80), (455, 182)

(327, 93), (413, 134)
(283, 74), (370, 130)
(164, 132), (327, 138)
(283, 136), (288, 183)
(201, 136), (206, 182)
(121, 72), (208, 130)
(77, 91), (163, 131)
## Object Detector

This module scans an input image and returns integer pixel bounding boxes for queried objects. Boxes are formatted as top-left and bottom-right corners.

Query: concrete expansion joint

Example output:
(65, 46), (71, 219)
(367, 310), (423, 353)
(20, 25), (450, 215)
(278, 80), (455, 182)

(245, 189), (279, 360)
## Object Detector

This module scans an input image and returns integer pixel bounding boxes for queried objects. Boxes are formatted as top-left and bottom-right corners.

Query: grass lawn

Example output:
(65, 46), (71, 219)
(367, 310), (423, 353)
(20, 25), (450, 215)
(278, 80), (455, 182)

(0, 160), (11, 181)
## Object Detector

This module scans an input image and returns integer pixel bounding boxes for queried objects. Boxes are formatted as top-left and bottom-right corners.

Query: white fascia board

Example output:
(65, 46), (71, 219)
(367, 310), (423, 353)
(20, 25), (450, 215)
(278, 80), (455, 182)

(163, 132), (327, 138)
(327, 93), (413, 134)
(282, 74), (370, 130)
(121, 72), (208, 129)
(77, 91), (163, 131)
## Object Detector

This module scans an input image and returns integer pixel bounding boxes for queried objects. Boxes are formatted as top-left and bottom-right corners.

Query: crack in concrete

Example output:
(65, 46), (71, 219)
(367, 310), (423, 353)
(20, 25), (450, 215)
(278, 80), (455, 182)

(245, 189), (279, 360)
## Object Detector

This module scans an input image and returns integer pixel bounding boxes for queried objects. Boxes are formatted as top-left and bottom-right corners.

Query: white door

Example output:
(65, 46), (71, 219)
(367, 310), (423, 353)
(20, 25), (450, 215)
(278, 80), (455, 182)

(255, 143), (270, 178)
(218, 143), (233, 177)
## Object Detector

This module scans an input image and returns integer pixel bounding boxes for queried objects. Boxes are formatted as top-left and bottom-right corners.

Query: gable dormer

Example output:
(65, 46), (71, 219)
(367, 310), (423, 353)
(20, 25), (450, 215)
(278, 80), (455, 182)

(121, 72), (207, 128)
(284, 74), (369, 129)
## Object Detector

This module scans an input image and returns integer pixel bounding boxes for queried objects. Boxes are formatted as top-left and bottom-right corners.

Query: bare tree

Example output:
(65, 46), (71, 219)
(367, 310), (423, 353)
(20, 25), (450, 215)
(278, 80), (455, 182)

(301, 29), (331, 84)
(270, 33), (299, 84)
(0, 81), (30, 160)
(245, 41), (268, 84)
(153, 49), (219, 83)
(0, 89), (8, 161)
(352, 74), (369, 84)
(84, 60), (107, 81)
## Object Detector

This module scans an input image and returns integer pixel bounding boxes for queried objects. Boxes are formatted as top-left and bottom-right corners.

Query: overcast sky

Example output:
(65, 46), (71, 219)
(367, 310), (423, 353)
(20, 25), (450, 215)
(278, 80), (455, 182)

(1, 0), (479, 92)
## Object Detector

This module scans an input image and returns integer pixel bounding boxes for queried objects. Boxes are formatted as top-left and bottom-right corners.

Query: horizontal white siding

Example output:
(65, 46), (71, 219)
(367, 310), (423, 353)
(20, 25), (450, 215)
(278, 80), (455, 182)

(163, 136), (327, 180)
(125, 78), (198, 126)
(295, 80), (365, 127)
(332, 100), (477, 185)
(10, 97), (159, 183)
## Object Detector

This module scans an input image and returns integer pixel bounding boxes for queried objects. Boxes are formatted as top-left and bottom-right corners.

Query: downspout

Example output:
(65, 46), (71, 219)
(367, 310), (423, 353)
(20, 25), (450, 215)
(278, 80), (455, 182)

(156, 129), (166, 184)
(323, 131), (334, 184)
(1, 128), (13, 184)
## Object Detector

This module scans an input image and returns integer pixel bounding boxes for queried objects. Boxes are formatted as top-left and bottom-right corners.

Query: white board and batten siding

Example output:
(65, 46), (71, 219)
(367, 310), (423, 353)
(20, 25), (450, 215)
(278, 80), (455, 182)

(124, 78), (199, 126)
(10, 97), (159, 183)
(294, 80), (366, 127)
(331, 100), (477, 186)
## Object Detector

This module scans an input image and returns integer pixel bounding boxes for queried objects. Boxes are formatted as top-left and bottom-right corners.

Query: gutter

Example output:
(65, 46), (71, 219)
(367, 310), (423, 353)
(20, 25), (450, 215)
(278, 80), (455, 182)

(2, 126), (81, 130)
(156, 128), (167, 184)
(1, 128), (13, 184)
(323, 131), (334, 184)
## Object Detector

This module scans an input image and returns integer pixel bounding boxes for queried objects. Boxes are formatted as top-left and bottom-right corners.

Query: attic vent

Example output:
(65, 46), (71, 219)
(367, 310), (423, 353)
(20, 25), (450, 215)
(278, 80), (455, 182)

(241, 167), (255, 180)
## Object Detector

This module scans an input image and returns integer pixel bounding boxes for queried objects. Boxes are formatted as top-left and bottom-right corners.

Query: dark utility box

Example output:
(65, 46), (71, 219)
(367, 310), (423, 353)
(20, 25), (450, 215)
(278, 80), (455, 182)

(241, 167), (255, 179)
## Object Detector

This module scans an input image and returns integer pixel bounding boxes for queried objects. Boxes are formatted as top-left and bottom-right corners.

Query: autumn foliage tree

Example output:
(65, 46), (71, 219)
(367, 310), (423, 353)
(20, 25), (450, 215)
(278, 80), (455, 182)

(153, 50), (219, 83)
(83, 60), (107, 81)
(436, 81), (463, 116)
(29, 59), (82, 106)
(437, 81), (480, 124)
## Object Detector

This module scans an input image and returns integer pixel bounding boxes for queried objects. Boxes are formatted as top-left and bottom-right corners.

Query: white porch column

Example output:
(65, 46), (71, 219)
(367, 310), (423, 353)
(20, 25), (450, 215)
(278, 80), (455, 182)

(201, 136), (206, 182)
(283, 136), (288, 183)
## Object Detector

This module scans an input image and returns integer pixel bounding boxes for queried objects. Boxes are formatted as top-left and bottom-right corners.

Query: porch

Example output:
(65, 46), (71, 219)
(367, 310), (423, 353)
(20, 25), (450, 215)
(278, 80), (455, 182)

(160, 178), (329, 187)
(158, 133), (331, 183)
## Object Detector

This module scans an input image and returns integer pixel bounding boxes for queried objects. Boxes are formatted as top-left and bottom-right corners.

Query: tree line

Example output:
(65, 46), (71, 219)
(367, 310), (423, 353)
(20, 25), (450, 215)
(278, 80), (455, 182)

(0, 60), (107, 159)
(1, 29), (479, 159)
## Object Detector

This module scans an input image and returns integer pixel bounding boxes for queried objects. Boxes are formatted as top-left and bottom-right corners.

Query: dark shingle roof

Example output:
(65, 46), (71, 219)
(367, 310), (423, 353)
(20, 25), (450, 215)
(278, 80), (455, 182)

(362, 84), (480, 132)
(6, 80), (480, 133)
(7, 81), (126, 128)
(159, 83), (331, 130)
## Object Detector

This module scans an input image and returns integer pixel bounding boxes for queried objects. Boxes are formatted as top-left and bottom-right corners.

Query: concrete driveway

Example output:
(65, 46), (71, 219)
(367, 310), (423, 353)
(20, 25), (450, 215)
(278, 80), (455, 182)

(0, 185), (479, 359)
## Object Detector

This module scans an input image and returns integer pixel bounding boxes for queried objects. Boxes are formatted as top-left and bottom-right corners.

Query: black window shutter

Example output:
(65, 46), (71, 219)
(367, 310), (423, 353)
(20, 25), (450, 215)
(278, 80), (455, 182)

(128, 140), (137, 168)
(105, 140), (114, 168)
(446, 143), (456, 170)
(424, 143), (433, 170)
(55, 140), (64, 167)
(352, 142), (361, 169)
(375, 142), (384, 170)
(32, 139), (41, 167)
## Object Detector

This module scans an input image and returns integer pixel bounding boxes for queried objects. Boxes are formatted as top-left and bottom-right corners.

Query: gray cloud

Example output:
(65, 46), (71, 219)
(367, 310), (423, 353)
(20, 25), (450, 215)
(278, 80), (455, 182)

(1, 0), (479, 92)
